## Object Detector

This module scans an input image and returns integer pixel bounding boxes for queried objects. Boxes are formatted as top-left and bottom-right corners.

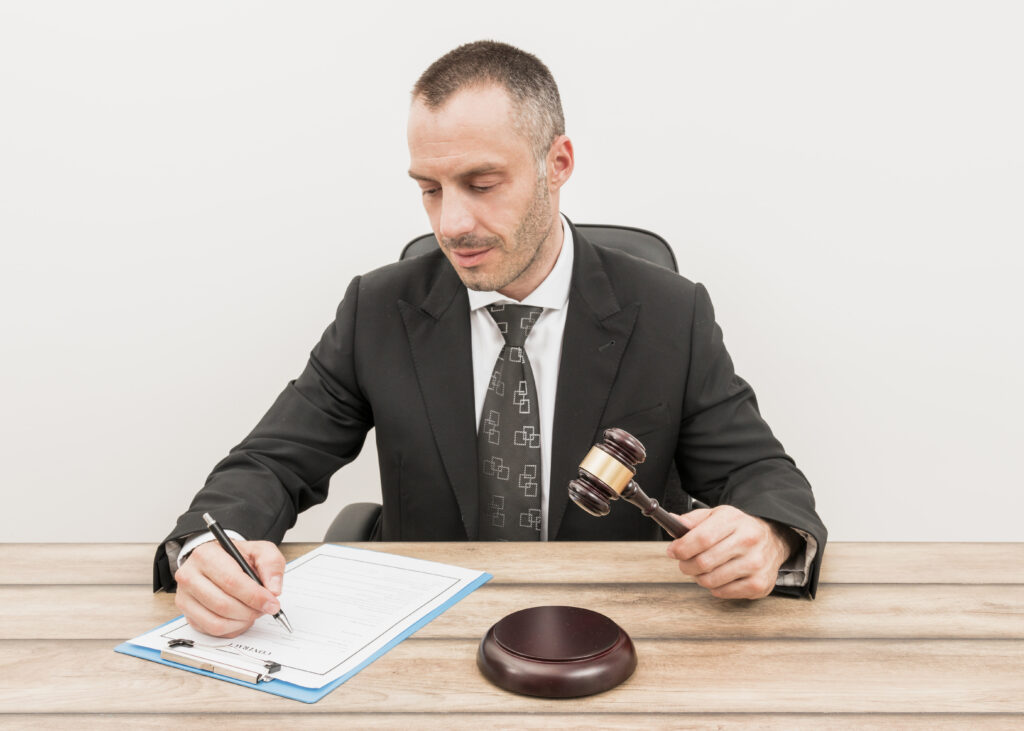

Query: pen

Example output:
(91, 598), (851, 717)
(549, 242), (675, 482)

(202, 512), (293, 634)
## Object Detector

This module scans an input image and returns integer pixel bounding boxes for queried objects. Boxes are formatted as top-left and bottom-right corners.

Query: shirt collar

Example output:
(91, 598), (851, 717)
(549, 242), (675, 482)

(466, 214), (574, 312)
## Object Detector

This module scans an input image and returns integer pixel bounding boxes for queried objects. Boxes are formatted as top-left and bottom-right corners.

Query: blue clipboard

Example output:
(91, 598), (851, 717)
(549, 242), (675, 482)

(116, 570), (492, 703)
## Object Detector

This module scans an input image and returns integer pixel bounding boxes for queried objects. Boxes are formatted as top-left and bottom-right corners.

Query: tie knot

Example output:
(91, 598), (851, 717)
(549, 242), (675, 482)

(486, 304), (543, 347)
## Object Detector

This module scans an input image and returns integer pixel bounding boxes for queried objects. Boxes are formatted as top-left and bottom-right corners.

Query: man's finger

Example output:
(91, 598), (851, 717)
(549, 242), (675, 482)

(708, 571), (776, 600)
(245, 542), (286, 596)
(674, 536), (745, 578)
(675, 508), (712, 531)
(185, 570), (264, 624)
(195, 542), (280, 614)
(176, 589), (255, 638)
(689, 554), (757, 590)
(667, 509), (737, 561)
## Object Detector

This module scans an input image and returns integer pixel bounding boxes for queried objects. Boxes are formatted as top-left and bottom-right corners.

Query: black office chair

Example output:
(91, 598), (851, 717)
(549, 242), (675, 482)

(324, 225), (686, 542)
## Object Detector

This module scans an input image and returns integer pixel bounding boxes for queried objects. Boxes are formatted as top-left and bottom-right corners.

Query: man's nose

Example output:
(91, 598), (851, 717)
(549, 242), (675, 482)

(438, 192), (475, 241)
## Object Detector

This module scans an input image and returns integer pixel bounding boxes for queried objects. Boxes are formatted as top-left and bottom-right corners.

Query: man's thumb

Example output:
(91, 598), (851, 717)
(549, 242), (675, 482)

(677, 508), (712, 530)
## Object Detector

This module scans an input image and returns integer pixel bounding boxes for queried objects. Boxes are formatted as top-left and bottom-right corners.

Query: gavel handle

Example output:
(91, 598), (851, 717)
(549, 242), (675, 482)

(620, 481), (704, 539)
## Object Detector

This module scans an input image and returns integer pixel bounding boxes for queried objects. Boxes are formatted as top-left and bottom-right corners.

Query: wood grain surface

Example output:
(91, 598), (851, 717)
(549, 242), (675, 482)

(1, 542), (1021, 728)
(3, 583), (1023, 641)
(3, 541), (1023, 584)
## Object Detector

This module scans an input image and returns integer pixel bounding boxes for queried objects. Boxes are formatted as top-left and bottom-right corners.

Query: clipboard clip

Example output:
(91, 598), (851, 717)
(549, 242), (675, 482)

(161, 638), (282, 683)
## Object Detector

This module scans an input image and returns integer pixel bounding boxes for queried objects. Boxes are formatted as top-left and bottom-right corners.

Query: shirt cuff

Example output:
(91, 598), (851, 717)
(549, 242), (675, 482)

(166, 529), (246, 574)
(775, 527), (818, 588)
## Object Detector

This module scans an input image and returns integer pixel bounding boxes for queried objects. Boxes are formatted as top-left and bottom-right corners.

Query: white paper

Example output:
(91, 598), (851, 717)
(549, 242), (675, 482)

(130, 544), (488, 688)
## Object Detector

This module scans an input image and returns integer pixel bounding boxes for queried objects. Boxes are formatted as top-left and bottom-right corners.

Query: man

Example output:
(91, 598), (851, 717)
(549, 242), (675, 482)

(157, 41), (826, 638)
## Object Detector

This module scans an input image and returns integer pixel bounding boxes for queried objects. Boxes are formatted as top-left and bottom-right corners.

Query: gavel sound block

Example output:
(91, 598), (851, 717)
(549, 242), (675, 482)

(568, 427), (690, 539)
(477, 605), (636, 698)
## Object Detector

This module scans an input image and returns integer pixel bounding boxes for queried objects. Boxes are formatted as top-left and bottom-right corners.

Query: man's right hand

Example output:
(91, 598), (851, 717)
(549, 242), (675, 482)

(173, 539), (286, 638)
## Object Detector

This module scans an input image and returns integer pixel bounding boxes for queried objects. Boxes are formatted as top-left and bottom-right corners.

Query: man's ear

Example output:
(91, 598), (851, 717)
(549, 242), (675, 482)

(546, 135), (574, 192)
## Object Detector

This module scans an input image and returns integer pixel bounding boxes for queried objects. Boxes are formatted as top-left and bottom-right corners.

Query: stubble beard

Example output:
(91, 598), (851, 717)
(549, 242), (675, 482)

(444, 177), (555, 294)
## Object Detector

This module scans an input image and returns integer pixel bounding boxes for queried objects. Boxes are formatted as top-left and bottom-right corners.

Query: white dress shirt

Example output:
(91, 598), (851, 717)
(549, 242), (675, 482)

(467, 215), (574, 540)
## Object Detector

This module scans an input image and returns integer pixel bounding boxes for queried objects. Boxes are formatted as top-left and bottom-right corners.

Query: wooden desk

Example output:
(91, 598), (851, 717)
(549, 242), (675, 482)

(1, 542), (1022, 729)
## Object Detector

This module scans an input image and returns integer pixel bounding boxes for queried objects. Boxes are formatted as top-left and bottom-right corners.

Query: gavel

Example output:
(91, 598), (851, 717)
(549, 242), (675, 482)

(568, 427), (690, 538)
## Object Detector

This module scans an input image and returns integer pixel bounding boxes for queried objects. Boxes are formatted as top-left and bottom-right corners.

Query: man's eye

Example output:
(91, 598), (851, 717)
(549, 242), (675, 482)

(421, 188), (439, 197)
(470, 185), (493, 193)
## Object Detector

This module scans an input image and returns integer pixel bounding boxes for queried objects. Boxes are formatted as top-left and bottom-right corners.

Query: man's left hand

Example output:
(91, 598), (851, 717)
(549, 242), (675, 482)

(666, 505), (798, 599)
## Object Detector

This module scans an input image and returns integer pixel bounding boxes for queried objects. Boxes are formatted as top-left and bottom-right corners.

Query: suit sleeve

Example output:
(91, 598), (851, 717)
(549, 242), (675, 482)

(153, 276), (373, 592)
(674, 283), (827, 597)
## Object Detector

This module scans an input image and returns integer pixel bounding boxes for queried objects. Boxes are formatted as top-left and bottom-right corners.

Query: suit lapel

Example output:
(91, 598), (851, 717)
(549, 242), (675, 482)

(549, 228), (639, 538)
(399, 263), (479, 539)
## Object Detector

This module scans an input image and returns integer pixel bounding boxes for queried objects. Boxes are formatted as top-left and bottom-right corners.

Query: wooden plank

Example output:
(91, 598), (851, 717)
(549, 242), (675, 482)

(0, 543), (320, 586)
(1, 714), (1021, 730)
(5, 583), (1024, 641)
(3, 542), (1023, 586)
(819, 542), (1024, 584)
(1, 639), (1021, 714)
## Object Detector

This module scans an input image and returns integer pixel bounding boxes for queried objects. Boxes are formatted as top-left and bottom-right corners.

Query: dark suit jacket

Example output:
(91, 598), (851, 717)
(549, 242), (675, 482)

(155, 224), (827, 596)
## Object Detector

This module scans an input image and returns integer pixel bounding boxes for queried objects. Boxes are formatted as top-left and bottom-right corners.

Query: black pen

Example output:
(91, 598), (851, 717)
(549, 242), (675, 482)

(202, 512), (293, 633)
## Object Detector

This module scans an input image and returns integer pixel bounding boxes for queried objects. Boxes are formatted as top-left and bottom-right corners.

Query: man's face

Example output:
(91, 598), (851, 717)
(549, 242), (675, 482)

(407, 85), (560, 301)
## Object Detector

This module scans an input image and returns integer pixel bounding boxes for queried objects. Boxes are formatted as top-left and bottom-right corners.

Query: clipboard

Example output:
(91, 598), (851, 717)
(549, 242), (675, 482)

(115, 547), (492, 703)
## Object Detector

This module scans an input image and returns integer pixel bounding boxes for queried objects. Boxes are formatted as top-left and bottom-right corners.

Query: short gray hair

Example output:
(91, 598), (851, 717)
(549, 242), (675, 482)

(412, 40), (565, 167)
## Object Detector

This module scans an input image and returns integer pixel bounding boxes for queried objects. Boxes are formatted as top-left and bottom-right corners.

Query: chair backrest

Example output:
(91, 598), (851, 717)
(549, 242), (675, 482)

(399, 224), (678, 273)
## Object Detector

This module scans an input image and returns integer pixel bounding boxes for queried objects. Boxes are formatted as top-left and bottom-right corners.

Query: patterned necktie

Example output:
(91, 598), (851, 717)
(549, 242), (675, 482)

(478, 304), (545, 540)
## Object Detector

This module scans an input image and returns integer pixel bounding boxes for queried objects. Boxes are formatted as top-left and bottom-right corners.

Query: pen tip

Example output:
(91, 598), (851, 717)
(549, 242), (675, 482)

(202, 512), (214, 527)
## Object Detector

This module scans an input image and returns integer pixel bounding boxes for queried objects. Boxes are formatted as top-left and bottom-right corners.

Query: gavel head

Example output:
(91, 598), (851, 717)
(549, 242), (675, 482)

(568, 428), (647, 517)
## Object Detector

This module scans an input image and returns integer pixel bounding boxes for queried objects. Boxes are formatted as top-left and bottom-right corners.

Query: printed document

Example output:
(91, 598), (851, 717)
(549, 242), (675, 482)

(129, 544), (489, 688)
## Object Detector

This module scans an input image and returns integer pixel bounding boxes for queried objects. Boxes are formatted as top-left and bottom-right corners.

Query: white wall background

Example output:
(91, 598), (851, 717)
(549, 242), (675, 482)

(2, 1), (1021, 543)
